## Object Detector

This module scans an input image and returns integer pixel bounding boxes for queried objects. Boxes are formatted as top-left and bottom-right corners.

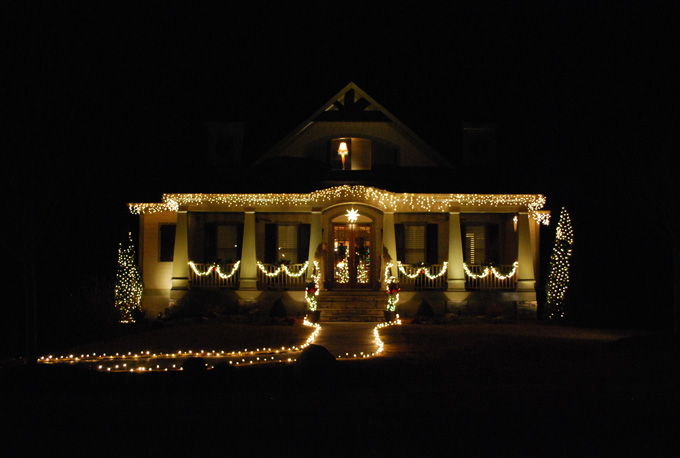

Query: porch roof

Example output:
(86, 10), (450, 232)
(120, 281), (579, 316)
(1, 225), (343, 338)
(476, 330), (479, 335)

(129, 185), (549, 224)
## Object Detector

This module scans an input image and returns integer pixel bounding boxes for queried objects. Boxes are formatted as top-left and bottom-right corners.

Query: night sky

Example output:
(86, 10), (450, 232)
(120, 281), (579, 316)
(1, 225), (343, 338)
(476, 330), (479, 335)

(5, 3), (678, 355)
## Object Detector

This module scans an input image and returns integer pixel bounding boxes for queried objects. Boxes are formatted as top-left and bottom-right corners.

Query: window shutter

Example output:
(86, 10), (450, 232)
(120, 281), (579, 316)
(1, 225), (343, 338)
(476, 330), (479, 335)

(264, 224), (277, 264)
(395, 224), (405, 262)
(204, 223), (217, 262)
(298, 224), (310, 263)
(159, 224), (176, 262)
(426, 224), (438, 265)
(486, 223), (499, 265)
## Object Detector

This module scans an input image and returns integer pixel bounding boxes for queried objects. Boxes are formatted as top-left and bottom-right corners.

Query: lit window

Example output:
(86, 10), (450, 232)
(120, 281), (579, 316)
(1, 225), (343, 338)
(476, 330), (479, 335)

(330, 138), (372, 170)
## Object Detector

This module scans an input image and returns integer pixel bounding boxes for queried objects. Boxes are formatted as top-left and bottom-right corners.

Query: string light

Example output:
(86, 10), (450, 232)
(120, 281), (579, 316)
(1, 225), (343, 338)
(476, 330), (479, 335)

(129, 185), (549, 224)
(305, 261), (321, 312)
(37, 316), (322, 372)
(546, 208), (574, 319)
(384, 263), (400, 312)
(397, 261), (448, 280)
(188, 260), (241, 279)
(114, 233), (143, 323)
(462, 261), (518, 280)
(257, 260), (309, 278)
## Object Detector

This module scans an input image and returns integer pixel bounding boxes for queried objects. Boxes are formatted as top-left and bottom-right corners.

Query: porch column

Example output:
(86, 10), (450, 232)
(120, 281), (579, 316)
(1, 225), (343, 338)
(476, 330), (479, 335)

(516, 211), (536, 291)
(239, 210), (258, 290)
(447, 211), (466, 291)
(306, 210), (322, 282)
(171, 210), (189, 290)
(382, 212), (398, 283)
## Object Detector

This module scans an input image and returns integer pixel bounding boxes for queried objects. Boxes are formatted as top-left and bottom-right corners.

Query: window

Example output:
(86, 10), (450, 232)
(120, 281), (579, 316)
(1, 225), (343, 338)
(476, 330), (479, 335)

(464, 224), (486, 265)
(404, 225), (426, 264)
(159, 224), (176, 262)
(330, 137), (373, 170)
(216, 225), (239, 263)
(277, 225), (298, 263)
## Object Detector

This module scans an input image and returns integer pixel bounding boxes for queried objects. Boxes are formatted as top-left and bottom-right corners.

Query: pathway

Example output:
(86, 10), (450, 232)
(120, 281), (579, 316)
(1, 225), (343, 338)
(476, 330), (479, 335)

(313, 322), (378, 358)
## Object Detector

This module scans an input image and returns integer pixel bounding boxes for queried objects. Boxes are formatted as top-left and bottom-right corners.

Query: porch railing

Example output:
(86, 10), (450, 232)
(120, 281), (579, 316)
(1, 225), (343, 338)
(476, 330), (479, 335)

(188, 262), (240, 289)
(464, 264), (517, 290)
(257, 263), (308, 290)
(397, 263), (447, 291)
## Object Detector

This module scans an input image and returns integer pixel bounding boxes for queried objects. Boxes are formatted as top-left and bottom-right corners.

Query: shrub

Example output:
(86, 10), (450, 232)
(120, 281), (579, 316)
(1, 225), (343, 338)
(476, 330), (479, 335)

(166, 289), (239, 320)
(413, 299), (435, 323)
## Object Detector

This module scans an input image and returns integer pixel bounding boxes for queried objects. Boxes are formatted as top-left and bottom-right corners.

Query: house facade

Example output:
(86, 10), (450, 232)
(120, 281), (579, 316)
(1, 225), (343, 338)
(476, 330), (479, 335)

(130, 83), (549, 320)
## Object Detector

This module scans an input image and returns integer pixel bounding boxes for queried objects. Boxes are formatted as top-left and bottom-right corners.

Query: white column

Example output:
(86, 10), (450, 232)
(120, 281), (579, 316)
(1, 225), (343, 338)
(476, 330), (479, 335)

(382, 212), (398, 283)
(239, 210), (258, 290)
(516, 211), (536, 291)
(307, 210), (322, 281)
(447, 211), (466, 291)
(171, 210), (189, 290)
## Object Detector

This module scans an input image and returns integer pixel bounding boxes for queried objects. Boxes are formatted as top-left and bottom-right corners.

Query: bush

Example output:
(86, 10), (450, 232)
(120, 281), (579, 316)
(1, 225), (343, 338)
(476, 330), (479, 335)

(165, 289), (239, 320)
(269, 298), (288, 318)
(413, 299), (435, 323)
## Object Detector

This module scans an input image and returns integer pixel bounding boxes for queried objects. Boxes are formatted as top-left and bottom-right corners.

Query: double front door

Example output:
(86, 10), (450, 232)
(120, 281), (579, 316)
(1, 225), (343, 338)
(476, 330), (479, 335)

(331, 223), (372, 288)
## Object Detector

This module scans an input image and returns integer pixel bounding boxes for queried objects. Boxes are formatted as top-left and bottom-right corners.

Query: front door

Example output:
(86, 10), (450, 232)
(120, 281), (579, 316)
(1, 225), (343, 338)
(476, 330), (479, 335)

(331, 223), (372, 288)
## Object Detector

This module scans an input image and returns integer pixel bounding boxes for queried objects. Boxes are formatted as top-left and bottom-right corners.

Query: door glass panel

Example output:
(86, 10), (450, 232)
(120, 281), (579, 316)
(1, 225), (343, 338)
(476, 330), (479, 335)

(354, 226), (371, 284)
(332, 224), (372, 287)
(333, 226), (350, 284)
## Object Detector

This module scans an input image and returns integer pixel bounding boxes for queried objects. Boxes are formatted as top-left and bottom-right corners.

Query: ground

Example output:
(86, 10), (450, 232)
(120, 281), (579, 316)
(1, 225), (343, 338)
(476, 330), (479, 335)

(4, 319), (679, 456)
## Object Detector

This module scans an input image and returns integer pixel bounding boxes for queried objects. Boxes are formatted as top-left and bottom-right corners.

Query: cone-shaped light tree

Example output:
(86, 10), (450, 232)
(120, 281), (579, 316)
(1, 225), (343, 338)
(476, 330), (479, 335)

(114, 233), (143, 323)
(546, 208), (574, 320)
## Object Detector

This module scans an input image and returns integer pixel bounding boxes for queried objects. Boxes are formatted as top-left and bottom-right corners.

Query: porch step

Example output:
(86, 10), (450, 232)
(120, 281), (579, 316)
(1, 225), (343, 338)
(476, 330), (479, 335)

(318, 291), (387, 322)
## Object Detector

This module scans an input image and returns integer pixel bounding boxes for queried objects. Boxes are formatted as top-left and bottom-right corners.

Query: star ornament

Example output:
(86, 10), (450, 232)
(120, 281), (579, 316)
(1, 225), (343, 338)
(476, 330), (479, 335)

(345, 208), (360, 223)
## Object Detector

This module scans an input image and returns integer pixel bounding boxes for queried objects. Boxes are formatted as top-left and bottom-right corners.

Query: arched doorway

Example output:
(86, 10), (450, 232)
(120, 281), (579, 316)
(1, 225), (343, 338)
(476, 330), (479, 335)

(326, 206), (378, 289)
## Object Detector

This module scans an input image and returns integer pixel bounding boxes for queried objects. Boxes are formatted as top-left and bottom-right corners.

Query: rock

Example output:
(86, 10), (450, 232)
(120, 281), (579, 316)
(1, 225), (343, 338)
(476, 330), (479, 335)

(296, 345), (336, 370)
(182, 357), (207, 374)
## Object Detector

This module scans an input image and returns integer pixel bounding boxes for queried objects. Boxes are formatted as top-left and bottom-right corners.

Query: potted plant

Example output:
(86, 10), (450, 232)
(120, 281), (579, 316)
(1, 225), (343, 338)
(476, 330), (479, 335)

(305, 281), (320, 322)
(384, 281), (400, 322)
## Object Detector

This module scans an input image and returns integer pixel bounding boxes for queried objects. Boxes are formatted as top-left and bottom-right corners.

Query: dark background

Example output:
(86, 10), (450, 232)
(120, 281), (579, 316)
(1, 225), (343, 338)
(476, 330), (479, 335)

(4, 2), (678, 358)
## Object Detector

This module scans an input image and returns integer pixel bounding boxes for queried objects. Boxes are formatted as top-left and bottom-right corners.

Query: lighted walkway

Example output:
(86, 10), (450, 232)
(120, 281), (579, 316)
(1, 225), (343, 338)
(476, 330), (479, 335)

(314, 322), (378, 358)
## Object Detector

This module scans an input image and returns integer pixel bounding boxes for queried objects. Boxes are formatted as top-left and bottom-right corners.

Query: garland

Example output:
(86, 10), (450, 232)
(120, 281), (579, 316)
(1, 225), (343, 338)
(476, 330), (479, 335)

(397, 261), (448, 280)
(257, 260), (309, 278)
(188, 260), (241, 279)
(384, 263), (400, 312)
(305, 261), (321, 311)
(462, 261), (518, 280)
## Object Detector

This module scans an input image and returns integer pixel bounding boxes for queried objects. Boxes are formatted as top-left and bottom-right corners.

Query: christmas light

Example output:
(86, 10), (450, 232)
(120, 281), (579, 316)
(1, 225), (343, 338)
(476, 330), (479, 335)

(397, 261), (448, 280)
(114, 233), (143, 323)
(188, 260), (241, 279)
(462, 261), (518, 280)
(130, 185), (548, 224)
(545, 208), (574, 319)
(345, 208), (360, 223)
(305, 261), (321, 312)
(384, 263), (400, 312)
(257, 260), (309, 278)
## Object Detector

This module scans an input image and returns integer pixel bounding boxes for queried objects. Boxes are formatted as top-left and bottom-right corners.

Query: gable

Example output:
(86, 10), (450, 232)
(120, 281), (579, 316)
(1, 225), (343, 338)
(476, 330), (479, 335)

(255, 82), (451, 168)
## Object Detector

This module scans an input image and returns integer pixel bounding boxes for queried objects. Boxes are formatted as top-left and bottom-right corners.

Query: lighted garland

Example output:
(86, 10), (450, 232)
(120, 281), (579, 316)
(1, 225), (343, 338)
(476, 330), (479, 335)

(384, 263), (400, 312)
(130, 185), (549, 225)
(114, 233), (143, 323)
(462, 261), (519, 280)
(37, 316), (322, 372)
(257, 261), (309, 277)
(397, 261), (448, 280)
(188, 260), (241, 279)
(545, 207), (574, 320)
(305, 261), (321, 312)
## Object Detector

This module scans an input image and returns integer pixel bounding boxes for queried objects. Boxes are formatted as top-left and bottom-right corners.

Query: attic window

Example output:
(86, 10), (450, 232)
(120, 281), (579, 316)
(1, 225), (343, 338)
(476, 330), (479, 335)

(330, 138), (372, 170)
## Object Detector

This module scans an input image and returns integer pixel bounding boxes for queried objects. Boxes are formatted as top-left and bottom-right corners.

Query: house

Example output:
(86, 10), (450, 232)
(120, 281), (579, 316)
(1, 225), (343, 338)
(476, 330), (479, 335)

(129, 83), (549, 320)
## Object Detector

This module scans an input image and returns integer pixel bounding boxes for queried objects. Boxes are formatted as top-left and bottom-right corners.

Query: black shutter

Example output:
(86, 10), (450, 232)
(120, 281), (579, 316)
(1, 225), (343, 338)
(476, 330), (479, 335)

(426, 224), (439, 265)
(264, 224), (277, 264)
(395, 224), (405, 262)
(298, 224), (310, 263)
(204, 223), (216, 263)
